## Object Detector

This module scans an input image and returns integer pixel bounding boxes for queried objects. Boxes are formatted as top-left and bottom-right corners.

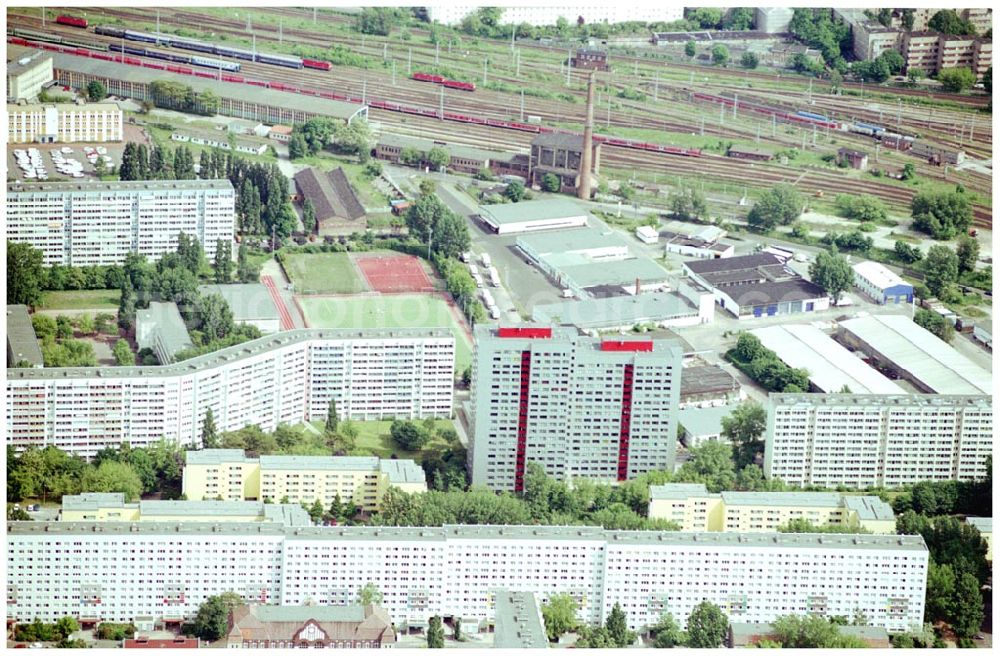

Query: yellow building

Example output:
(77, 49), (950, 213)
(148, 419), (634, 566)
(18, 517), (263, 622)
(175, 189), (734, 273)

(965, 517), (992, 561)
(648, 484), (897, 534)
(182, 450), (428, 512)
(58, 493), (312, 525)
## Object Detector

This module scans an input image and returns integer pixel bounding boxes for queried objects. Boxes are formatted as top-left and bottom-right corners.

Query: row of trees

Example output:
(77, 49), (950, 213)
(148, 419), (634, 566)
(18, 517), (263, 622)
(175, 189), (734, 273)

(13, 617), (84, 648)
(288, 117), (373, 162)
(149, 80), (219, 115)
(119, 142), (197, 181)
(727, 332), (810, 394)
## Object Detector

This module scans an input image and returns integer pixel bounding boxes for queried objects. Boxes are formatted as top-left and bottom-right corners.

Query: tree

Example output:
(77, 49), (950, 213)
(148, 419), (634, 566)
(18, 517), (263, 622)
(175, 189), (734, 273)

(213, 240), (233, 284)
(302, 198), (317, 234)
(923, 245), (959, 298)
(605, 602), (636, 647)
(711, 44), (730, 66)
(237, 243), (257, 283)
(93, 154), (108, 178)
(431, 210), (471, 259)
(7, 242), (45, 307)
(685, 40), (696, 58)
(504, 179), (526, 202)
(86, 80), (107, 102)
(539, 172), (562, 193)
(202, 408), (219, 449)
(837, 193), (887, 223)
(937, 67), (976, 93)
(925, 561), (956, 623)
(685, 601), (729, 648)
(740, 51), (759, 69)
(668, 186), (708, 221)
(956, 235), (980, 274)
(399, 146), (422, 167)
(427, 615), (445, 648)
(951, 572), (984, 638)
(771, 614), (867, 648)
(357, 582), (383, 606)
(928, 10), (975, 36)
(325, 398), (339, 434)
(879, 50), (905, 75)
(809, 247), (853, 303)
(914, 309), (955, 343)
(192, 592), (244, 641)
(288, 133), (307, 160)
(576, 625), (616, 648)
(296, 117), (336, 155)
(724, 8), (755, 30)
(112, 339), (135, 366)
(426, 147), (450, 171)
(404, 193), (447, 243)
(676, 441), (737, 492)
(894, 240), (922, 264)
(56, 315), (74, 339)
(722, 400), (767, 469)
(80, 460), (143, 501)
(650, 612), (684, 648)
(689, 7), (723, 28)
(541, 593), (578, 642)
(390, 420), (431, 451)
(747, 184), (802, 232)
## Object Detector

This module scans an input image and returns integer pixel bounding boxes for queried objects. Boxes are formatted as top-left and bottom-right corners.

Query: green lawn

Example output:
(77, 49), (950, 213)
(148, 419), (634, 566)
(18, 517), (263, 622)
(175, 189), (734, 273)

(304, 419), (455, 461)
(298, 294), (472, 372)
(282, 252), (368, 294)
(38, 289), (120, 310)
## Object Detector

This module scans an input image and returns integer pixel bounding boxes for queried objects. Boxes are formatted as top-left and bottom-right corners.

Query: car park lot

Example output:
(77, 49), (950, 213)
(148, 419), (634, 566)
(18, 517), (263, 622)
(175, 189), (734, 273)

(8, 141), (127, 183)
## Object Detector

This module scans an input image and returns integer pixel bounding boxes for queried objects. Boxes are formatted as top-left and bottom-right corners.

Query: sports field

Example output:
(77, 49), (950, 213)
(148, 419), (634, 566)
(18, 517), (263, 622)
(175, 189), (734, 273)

(282, 252), (368, 294)
(298, 294), (472, 371)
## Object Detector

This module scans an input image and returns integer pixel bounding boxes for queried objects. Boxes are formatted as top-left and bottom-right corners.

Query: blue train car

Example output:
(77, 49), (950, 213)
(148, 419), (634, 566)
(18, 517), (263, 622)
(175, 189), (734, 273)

(796, 110), (830, 122)
(256, 52), (303, 68)
(855, 122), (885, 134)
(191, 55), (241, 72)
(216, 44), (256, 61)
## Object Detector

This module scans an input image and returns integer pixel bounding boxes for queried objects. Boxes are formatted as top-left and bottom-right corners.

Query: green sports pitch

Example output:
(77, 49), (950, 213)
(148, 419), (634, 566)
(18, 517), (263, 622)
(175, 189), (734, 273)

(298, 294), (472, 371)
(282, 252), (367, 294)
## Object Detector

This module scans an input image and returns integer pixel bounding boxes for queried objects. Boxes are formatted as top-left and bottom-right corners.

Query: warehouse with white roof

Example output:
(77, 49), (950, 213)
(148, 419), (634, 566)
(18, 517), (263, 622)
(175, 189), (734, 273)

(852, 261), (914, 305)
(751, 324), (904, 394)
(838, 314), (992, 394)
(477, 198), (589, 234)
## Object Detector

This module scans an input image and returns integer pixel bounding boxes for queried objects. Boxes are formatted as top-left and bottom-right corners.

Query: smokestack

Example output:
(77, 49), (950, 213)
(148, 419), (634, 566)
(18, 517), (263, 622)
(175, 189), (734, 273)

(578, 71), (596, 200)
(635, 277), (641, 296)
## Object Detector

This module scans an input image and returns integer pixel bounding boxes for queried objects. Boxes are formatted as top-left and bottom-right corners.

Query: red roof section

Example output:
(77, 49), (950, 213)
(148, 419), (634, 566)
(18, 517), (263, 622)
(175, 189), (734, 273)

(600, 340), (654, 352)
(497, 327), (552, 339)
(124, 637), (199, 649)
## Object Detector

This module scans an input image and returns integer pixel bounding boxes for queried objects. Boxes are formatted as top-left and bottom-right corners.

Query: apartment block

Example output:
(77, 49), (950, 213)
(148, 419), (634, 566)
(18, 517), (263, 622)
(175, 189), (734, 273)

(6, 180), (235, 266)
(58, 493), (312, 525)
(7, 51), (53, 102)
(182, 449), (427, 511)
(6, 329), (454, 458)
(7, 522), (927, 633)
(903, 32), (992, 79)
(8, 102), (123, 143)
(648, 483), (897, 533)
(469, 325), (682, 491)
(765, 394), (993, 488)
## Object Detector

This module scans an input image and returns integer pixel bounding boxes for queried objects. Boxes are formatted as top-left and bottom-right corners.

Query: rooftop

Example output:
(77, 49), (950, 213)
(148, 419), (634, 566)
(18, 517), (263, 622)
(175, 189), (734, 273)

(41, 49), (365, 121)
(138, 500), (266, 516)
(842, 495), (896, 521)
(531, 291), (698, 328)
(6, 305), (43, 368)
(720, 491), (847, 508)
(751, 324), (904, 394)
(377, 133), (517, 165)
(197, 284), (280, 322)
(6, 328), (453, 380)
(772, 392), (991, 408)
(61, 492), (126, 511)
(531, 132), (589, 150)
(378, 459), (427, 485)
(679, 364), (739, 397)
(965, 517), (992, 533)
(678, 404), (739, 437)
(260, 455), (386, 472)
(293, 167), (365, 224)
(8, 179), (233, 194)
(719, 278), (828, 307)
(7, 49), (52, 76)
(685, 252), (783, 275)
(6, 522), (929, 551)
(649, 483), (711, 500)
(728, 145), (774, 157)
(852, 260), (910, 290)
(838, 314), (992, 395)
(185, 449), (256, 465)
(228, 604), (395, 645)
(136, 302), (193, 360)
(494, 591), (549, 649)
(480, 198), (588, 225)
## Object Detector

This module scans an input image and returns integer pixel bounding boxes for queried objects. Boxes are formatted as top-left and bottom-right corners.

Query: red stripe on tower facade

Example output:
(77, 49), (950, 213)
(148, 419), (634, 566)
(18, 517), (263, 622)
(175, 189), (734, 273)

(617, 363), (635, 481)
(514, 350), (532, 492)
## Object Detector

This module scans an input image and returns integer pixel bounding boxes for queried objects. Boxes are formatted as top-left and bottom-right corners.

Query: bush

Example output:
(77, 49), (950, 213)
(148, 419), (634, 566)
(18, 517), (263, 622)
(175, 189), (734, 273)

(390, 420), (431, 451)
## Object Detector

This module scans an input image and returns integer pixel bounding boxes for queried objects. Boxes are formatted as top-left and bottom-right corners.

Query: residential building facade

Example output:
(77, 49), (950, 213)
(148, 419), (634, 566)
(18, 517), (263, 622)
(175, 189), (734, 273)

(6, 522), (928, 633)
(764, 394), (993, 488)
(8, 102), (123, 143)
(469, 326), (682, 491)
(648, 483), (897, 533)
(6, 51), (53, 102)
(182, 450), (427, 511)
(6, 329), (454, 458)
(902, 32), (992, 78)
(6, 180), (235, 266)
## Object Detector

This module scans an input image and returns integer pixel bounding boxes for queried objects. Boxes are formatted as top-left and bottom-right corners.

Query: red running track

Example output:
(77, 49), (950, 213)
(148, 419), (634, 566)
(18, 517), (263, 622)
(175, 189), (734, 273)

(261, 275), (295, 330)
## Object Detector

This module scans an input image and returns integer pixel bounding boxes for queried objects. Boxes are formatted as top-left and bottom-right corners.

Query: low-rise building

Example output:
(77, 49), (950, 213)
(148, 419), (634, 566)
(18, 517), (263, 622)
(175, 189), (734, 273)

(268, 125), (293, 142)
(531, 281), (715, 330)
(964, 517), (992, 561)
(135, 301), (193, 365)
(197, 284), (281, 334)
(909, 139), (966, 165)
(494, 591), (548, 648)
(226, 604), (396, 649)
(375, 133), (518, 176)
(293, 167), (366, 232)
(8, 101), (123, 143)
(477, 198), (589, 235)
(852, 261), (914, 305)
(6, 305), (43, 369)
(123, 636), (200, 648)
(765, 393), (993, 488)
(837, 147), (869, 170)
(58, 493), (312, 525)
(677, 404), (739, 447)
(648, 483), (897, 534)
(182, 450), (427, 511)
(7, 50), (54, 102)
(679, 364), (742, 408)
(170, 130), (268, 156)
(571, 48), (609, 71)
(727, 145), (774, 162)
(529, 132), (600, 194)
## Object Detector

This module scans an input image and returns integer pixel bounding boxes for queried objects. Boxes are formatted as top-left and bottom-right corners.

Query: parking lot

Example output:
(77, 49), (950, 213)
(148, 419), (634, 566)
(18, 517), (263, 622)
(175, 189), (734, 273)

(7, 136), (133, 184)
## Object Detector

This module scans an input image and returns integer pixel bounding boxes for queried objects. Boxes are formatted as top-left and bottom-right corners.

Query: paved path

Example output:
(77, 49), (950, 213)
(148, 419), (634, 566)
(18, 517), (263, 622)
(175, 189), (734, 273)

(261, 275), (295, 331)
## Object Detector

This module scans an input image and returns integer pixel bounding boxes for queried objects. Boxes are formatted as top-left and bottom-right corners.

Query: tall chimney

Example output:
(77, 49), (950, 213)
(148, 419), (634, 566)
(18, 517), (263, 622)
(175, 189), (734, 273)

(578, 70), (596, 200)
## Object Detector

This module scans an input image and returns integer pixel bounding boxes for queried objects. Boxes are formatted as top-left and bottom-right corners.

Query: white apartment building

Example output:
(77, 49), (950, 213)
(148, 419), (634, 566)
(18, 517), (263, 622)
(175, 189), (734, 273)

(469, 326), (682, 491)
(8, 102), (123, 143)
(6, 180), (235, 266)
(6, 329), (454, 458)
(7, 51), (54, 102)
(426, 6), (683, 27)
(765, 394), (993, 488)
(6, 522), (928, 633)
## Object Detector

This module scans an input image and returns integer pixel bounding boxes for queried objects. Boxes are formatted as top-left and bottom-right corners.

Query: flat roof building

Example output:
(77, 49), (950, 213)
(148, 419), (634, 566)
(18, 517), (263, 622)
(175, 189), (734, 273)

(677, 404), (739, 447)
(135, 301), (193, 365)
(7, 50), (53, 102)
(58, 493), (312, 526)
(531, 281), (714, 330)
(838, 314), (992, 395)
(198, 284), (281, 334)
(374, 133), (521, 176)
(852, 261), (914, 305)
(478, 198), (589, 235)
(7, 329), (454, 458)
(6, 521), (928, 632)
(470, 325), (682, 491)
(6, 305), (43, 369)
(494, 591), (548, 649)
(751, 324), (904, 394)
(7, 180), (235, 266)
(765, 393), (992, 488)
(679, 364), (742, 408)
(8, 101), (123, 144)
(649, 483), (897, 534)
